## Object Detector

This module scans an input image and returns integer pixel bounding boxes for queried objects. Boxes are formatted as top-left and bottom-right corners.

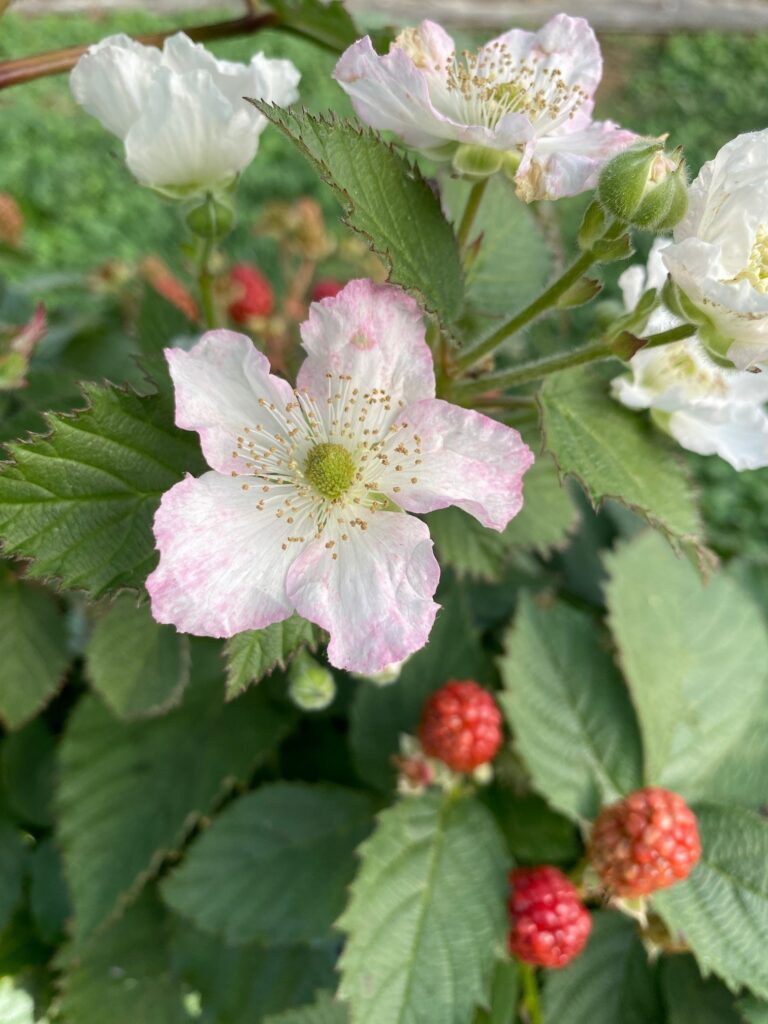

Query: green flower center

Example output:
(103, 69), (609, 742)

(304, 443), (355, 501)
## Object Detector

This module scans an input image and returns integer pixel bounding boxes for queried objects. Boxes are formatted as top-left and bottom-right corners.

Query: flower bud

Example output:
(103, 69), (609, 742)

(287, 651), (336, 711)
(598, 141), (688, 231)
(185, 194), (234, 242)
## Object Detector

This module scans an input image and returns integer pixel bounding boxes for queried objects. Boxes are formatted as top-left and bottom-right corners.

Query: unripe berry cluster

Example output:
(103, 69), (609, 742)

(507, 866), (591, 969)
(418, 680), (502, 773)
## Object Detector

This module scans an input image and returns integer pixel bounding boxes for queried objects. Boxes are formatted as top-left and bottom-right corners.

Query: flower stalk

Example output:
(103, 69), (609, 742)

(457, 179), (489, 251)
(519, 962), (543, 1024)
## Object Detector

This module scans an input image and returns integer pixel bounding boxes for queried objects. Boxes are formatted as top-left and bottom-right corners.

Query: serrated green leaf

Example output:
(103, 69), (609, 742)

(253, 105), (463, 324)
(85, 594), (190, 720)
(0, 575), (69, 728)
(1, 718), (55, 826)
(350, 588), (491, 792)
(171, 922), (337, 1024)
(482, 790), (580, 867)
(0, 821), (26, 933)
(538, 364), (707, 557)
(29, 838), (70, 945)
(654, 804), (768, 999)
(499, 595), (642, 822)
(739, 996), (768, 1023)
(338, 792), (508, 1024)
(442, 176), (551, 317)
(162, 783), (374, 945)
(426, 448), (578, 579)
(269, 0), (359, 51)
(265, 993), (348, 1024)
(605, 531), (768, 802)
(58, 893), (189, 1024)
(543, 911), (661, 1024)
(472, 958), (519, 1024)
(661, 954), (742, 1024)
(225, 615), (321, 700)
(0, 385), (204, 597)
(57, 641), (295, 944)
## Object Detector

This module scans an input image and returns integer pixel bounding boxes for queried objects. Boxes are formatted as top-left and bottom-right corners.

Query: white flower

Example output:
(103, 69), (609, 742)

(612, 240), (768, 470)
(70, 33), (300, 194)
(662, 129), (768, 370)
(334, 15), (636, 201)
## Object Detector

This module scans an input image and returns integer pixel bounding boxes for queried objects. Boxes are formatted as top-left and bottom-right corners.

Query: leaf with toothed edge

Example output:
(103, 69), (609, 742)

(249, 104), (464, 325)
(225, 615), (322, 699)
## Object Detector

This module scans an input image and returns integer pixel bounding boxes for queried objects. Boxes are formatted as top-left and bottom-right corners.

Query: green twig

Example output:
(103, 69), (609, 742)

(196, 237), (218, 331)
(519, 962), (543, 1024)
(457, 178), (489, 251)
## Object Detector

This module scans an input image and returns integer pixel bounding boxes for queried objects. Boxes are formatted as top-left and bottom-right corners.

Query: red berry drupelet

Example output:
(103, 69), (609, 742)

(508, 866), (591, 969)
(311, 278), (344, 302)
(418, 680), (502, 773)
(228, 264), (274, 323)
(589, 787), (701, 897)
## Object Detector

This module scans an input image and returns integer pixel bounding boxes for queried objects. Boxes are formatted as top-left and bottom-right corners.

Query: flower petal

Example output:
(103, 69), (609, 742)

(286, 512), (440, 674)
(297, 279), (435, 406)
(668, 403), (768, 470)
(70, 33), (161, 139)
(378, 399), (534, 530)
(165, 330), (293, 474)
(147, 472), (302, 637)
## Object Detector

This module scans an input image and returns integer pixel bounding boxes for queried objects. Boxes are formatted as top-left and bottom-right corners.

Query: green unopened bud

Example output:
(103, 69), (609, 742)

(556, 276), (603, 309)
(452, 143), (503, 180)
(186, 194), (235, 242)
(288, 651), (336, 711)
(598, 141), (688, 231)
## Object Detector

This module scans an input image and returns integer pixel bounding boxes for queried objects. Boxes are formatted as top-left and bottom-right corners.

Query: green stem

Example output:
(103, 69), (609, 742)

(196, 237), (218, 331)
(449, 324), (694, 404)
(457, 178), (489, 251)
(519, 963), (543, 1024)
(454, 223), (624, 373)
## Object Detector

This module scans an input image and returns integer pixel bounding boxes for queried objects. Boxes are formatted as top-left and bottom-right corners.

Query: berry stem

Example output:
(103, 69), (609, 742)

(457, 178), (489, 252)
(519, 962), (543, 1024)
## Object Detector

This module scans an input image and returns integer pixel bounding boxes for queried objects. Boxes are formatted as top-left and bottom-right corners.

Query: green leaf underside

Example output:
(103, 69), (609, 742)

(499, 595), (643, 822)
(265, 993), (348, 1024)
(225, 615), (321, 699)
(350, 589), (491, 792)
(251, 104), (464, 323)
(86, 594), (190, 719)
(538, 364), (707, 557)
(0, 575), (69, 728)
(171, 922), (337, 1024)
(161, 783), (375, 945)
(338, 792), (508, 1024)
(544, 911), (661, 1024)
(57, 643), (294, 944)
(57, 893), (189, 1024)
(605, 531), (768, 803)
(653, 804), (768, 999)
(0, 384), (203, 597)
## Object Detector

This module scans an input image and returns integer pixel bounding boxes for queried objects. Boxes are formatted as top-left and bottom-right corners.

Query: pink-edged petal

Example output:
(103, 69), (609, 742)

(516, 120), (637, 202)
(166, 329), (293, 474)
(297, 279), (435, 405)
(147, 472), (302, 637)
(286, 512), (440, 674)
(379, 399), (534, 530)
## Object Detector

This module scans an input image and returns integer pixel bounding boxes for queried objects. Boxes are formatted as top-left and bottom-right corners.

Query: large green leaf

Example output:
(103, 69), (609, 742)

(225, 615), (321, 700)
(57, 641), (294, 943)
(0, 384), (203, 597)
(1, 717), (56, 826)
(252, 105), (463, 324)
(740, 997), (768, 1023)
(162, 783), (374, 945)
(661, 954), (742, 1024)
(338, 792), (508, 1024)
(543, 911), (661, 1024)
(57, 893), (189, 1024)
(654, 804), (768, 999)
(0, 821), (26, 933)
(0, 574), (69, 728)
(266, 995), (347, 1024)
(499, 595), (642, 822)
(29, 837), (70, 945)
(85, 594), (190, 719)
(350, 589), (491, 792)
(171, 923), (337, 1024)
(538, 364), (707, 558)
(605, 531), (768, 802)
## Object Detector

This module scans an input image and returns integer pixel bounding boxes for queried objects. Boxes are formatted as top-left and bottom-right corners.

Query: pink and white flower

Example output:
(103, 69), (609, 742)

(612, 240), (768, 470)
(70, 32), (300, 194)
(662, 129), (768, 370)
(147, 280), (533, 673)
(333, 14), (636, 201)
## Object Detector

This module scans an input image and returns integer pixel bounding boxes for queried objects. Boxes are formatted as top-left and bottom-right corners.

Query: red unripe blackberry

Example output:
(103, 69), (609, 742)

(589, 787), (701, 897)
(228, 264), (274, 323)
(311, 278), (344, 302)
(418, 680), (502, 772)
(508, 866), (591, 969)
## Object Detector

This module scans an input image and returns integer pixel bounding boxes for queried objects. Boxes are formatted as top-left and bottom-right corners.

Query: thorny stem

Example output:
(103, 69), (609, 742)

(448, 323), (696, 404)
(454, 222), (625, 373)
(457, 178), (489, 251)
(519, 963), (543, 1024)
